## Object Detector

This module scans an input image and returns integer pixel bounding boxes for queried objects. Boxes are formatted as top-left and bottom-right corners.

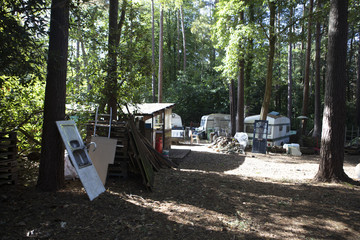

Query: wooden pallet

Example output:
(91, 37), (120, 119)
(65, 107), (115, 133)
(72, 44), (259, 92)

(0, 172), (18, 185)
(0, 178), (17, 186)
(0, 166), (18, 173)
(0, 159), (18, 167)
(86, 121), (130, 178)
(0, 132), (18, 185)
(108, 161), (128, 179)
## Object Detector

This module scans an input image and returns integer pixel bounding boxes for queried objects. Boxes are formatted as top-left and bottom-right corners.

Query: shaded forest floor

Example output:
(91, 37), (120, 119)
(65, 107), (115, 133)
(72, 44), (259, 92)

(1, 143), (360, 240)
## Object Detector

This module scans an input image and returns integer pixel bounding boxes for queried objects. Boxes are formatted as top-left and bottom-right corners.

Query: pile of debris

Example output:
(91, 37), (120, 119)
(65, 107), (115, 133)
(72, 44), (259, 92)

(209, 136), (246, 154)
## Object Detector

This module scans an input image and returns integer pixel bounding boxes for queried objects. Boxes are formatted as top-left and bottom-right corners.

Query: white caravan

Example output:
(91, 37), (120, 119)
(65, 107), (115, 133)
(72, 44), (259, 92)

(197, 113), (231, 138)
(171, 113), (185, 139)
(244, 112), (291, 147)
(144, 112), (185, 141)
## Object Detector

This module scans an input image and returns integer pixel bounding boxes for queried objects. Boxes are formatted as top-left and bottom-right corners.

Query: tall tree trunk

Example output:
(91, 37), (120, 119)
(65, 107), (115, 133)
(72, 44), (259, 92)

(115, 0), (127, 47)
(176, 9), (181, 71)
(229, 80), (236, 136)
(275, 11), (281, 112)
(347, 28), (355, 102)
(80, 41), (91, 91)
(151, 0), (156, 102)
(301, 2), (306, 51)
(313, 0), (322, 138)
(166, 10), (174, 83)
(236, 10), (245, 132)
(158, 6), (164, 103)
(301, 0), (314, 133)
(106, 0), (119, 117)
(299, 2), (306, 84)
(245, 2), (254, 113)
(37, 0), (69, 191)
(237, 61), (245, 132)
(356, 28), (360, 127)
(106, 0), (126, 118)
(180, 5), (186, 72)
(315, 0), (351, 183)
(76, 34), (80, 97)
(287, 7), (293, 120)
(209, 1), (216, 70)
(260, 2), (276, 120)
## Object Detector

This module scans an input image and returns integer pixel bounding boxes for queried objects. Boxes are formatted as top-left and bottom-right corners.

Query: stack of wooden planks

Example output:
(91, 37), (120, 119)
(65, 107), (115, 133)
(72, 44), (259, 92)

(127, 117), (178, 190)
(86, 120), (129, 179)
(0, 132), (18, 186)
(86, 116), (178, 190)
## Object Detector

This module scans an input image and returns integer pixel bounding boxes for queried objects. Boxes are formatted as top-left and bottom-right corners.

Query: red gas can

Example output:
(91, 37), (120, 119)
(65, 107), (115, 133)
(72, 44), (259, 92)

(155, 134), (163, 153)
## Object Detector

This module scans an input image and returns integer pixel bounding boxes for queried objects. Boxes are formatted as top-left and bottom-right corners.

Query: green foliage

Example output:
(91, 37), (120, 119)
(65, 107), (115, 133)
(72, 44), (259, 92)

(0, 76), (45, 153)
(0, 0), (48, 86)
(165, 72), (229, 125)
(66, 1), (153, 112)
(0, 0), (48, 153)
(1, 0), (360, 156)
(159, 0), (230, 124)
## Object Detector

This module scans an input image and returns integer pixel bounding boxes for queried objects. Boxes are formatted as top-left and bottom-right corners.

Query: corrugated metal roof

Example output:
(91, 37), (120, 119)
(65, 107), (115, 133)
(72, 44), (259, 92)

(125, 103), (175, 115)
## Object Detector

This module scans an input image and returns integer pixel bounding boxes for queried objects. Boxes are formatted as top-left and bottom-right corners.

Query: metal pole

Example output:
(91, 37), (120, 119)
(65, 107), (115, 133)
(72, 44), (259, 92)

(108, 107), (112, 138)
(93, 106), (99, 136)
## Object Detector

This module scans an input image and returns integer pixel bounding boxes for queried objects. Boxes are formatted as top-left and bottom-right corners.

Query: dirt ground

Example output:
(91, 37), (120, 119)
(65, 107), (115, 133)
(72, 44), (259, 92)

(1, 143), (360, 240)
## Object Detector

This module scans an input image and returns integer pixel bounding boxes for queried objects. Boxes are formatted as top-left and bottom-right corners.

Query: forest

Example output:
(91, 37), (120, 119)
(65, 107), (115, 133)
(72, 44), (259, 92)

(1, 0), (359, 143)
(1, 0), (360, 149)
(1, 0), (360, 180)
(1, 1), (360, 239)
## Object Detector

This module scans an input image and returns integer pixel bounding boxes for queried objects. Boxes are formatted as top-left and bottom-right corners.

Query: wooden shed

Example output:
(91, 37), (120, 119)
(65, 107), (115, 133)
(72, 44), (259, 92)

(125, 103), (175, 152)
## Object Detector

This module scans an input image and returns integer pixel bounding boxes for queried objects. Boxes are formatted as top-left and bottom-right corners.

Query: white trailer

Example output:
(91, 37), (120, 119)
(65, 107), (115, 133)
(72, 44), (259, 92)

(197, 113), (231, 139)
(171, 113), (183, 128)
(244, 113), (291, 147)
(171, 113), (184, 139)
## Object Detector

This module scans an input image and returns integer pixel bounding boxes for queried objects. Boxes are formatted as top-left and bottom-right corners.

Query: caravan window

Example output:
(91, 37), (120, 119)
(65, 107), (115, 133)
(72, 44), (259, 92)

(200, 118), (206, 127)
(246, 124), (272, 135)
(279, 125), (283, 132)
(246, 125), (254, 133)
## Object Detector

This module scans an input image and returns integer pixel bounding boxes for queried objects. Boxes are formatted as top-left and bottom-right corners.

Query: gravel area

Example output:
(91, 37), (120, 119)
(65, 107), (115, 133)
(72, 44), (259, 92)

(171, 143), (359, 182)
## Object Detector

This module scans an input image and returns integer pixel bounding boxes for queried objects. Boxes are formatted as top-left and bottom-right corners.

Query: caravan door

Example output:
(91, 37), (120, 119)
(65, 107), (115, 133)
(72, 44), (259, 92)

(252, 120), (268, 154)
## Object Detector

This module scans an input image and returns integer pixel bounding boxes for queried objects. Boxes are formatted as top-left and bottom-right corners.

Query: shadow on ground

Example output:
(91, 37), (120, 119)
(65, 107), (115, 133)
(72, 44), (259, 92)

(1, 147), (359, 240)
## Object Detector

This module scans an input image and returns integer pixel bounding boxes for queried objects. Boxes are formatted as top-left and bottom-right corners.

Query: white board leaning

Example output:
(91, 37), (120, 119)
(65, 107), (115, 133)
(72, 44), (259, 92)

(56, 120), (105, 201)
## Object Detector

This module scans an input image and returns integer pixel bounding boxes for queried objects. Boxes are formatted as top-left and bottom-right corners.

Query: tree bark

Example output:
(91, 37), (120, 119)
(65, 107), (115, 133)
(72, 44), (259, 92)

(158, 6), (164, 103)
(229, 80), (236, 136)
(106, 0), (119, 117)
(180, 5), (186, 72)
(287, 7), (293, 120)
(313, 0), (322, 138)
(236, 10), (245, 132)
(347, 27), (355, 102)
(245, 2), (254, 112)
(301, 0), (314, 133)
(106, 0), (126, 118)
(314, 0), (352, 183)
(237, 60), (245, 132)
(176, 9), (181, 71)
(151, 0), (156, 102)
(357, 28), (360, 127)
(80, 41), (91, 91)
(260, 2), (276, 120)
(115, 0), (127, 47)
(37, 0), (69, 191)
